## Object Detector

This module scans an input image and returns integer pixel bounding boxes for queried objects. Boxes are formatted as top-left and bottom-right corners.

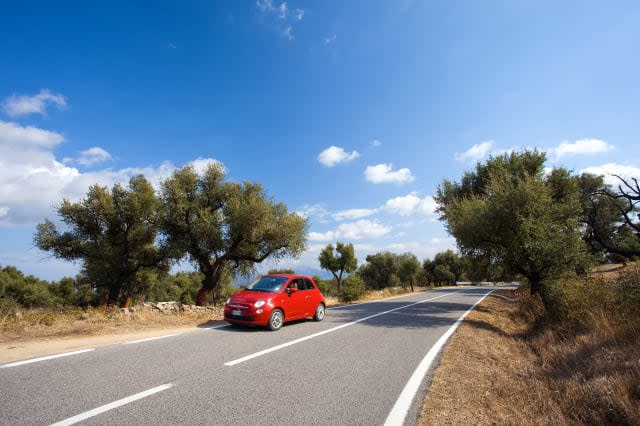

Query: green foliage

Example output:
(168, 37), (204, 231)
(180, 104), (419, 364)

(338, 274), (366, 302)
(358, 252), (399, 289)
(267, 268), (295, 274)
(312, 275), (334, 296)
(160, 164), (307, 305)
(0, 296), (19, 317)
(396, 253), (420, 290)
(578, 173), (640, 260)
(541, 266), (640, 323)
(318, 242), (357, 290)
(436, 150), (588, 298)
(423, 250), (467, 285)
(34, 175), (167, 306)
(0, 265), (57, 307)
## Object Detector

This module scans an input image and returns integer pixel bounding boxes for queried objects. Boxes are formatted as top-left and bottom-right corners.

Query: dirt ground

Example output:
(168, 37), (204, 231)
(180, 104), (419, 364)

(0, 313), (224, 364)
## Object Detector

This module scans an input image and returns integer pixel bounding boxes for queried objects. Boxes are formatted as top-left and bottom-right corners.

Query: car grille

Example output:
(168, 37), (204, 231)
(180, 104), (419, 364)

(225, 313), (256, 321)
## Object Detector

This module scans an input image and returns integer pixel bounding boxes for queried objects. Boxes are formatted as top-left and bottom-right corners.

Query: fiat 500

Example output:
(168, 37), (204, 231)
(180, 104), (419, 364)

(224, 274), (326, 331)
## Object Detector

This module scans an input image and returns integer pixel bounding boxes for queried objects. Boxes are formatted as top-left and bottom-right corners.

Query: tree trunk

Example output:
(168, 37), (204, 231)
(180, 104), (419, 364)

(196, 287), (209, 307)
(120, 296), (132, 309)
(106, 284), (121, 308)
(196, 264), (226, 306)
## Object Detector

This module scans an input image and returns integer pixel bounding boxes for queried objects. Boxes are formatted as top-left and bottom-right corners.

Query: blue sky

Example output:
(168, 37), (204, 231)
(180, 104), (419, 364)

(1, 1), (640, 280)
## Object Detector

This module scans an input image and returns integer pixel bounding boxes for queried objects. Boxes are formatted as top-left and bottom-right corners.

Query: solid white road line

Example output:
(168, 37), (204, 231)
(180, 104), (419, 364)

(49, 383), (173, 426)
(124, 334), (178, 345)
(201, 324), (231, 330)
(383, 290), (494, 426)
(0, 349), (95, 369)
(224, 291), (458, 366)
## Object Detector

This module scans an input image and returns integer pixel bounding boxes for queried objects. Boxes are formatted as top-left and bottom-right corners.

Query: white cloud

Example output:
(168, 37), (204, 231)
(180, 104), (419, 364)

(332, 208), (377, 221)
(550, 139), (614, 159)
(308, 220), (391, 241)
(324, 34), (337, 45)
(454, 140), (493, 163)
(296, 204), (330, 223)
(0, 120), (222, 226)
(256, 0), (274, 11)
(295, 8), (304, 20)
(370, 139), (382, 147)
(318, 145), (360, 167)
(364, 163), (414, 184)
(581, 163), (640, 186)
(77, 147), (113, 167)
(189, 157), (226, 175)
(0, 120), (64, 148)
(278, 2), (288, 19)
(383, 192), (437, 216)
(283, 26), (294, 40)
(385, 237), (457, 260)
(3, 89), (66, 117)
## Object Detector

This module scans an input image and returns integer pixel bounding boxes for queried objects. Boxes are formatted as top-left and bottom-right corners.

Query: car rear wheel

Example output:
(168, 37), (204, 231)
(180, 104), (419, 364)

(268, 309), (284, 331)
(314, 303), (325, 321)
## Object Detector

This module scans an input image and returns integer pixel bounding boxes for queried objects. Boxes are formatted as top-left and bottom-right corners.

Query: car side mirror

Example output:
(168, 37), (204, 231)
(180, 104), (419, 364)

(287, 287), (298, 294)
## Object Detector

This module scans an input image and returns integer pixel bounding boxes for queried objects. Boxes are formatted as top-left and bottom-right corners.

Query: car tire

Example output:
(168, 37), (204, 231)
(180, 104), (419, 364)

(313, 303), (325, 322)
(268, 309), (284, 331)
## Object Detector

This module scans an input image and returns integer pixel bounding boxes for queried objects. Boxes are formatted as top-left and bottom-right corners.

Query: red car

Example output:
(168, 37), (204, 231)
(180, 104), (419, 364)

(224, 274), (326, 331)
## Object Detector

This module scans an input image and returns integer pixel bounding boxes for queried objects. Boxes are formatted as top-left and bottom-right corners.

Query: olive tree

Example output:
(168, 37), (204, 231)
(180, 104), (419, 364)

(435, 151), (587, 303)
(318, 242), (357, 291)
(160, 163), (307, 305)
(34, 176), (167, 307)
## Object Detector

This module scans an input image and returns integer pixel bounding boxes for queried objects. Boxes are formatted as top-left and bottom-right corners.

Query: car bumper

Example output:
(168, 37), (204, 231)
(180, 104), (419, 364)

(223, 308), (270, 326)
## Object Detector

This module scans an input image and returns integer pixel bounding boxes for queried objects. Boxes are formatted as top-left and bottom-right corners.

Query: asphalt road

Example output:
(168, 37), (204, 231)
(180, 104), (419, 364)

(0, 287), (496, 426)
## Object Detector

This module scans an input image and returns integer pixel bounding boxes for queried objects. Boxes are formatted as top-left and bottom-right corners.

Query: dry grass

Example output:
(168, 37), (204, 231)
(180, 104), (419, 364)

(419, 285), (640, 425)
(0, 306), (223, 344)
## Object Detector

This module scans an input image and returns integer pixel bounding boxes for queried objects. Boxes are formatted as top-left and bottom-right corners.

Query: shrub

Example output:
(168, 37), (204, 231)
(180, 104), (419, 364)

(0, 297), (19, 317)
(314, 276), (334, 297)
(339, 274), (366, 302)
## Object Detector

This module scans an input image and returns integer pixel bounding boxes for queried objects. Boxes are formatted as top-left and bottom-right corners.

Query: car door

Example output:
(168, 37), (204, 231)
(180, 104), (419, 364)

(284, 278), (305, 320)
(300, 278), (317, 317)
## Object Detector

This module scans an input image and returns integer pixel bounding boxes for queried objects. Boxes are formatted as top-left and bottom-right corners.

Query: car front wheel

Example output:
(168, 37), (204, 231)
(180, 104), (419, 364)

(314, 303), (325, 321)
(268, 309), (284, 331)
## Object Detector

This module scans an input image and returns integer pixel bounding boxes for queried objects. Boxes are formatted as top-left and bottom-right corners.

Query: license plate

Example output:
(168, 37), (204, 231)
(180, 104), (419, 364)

(232, 310), (242, 316)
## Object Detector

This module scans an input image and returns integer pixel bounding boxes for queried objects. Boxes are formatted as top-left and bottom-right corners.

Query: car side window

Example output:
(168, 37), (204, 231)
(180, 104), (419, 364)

(288, 279), (305, 290)
(303, 279), (315, 290)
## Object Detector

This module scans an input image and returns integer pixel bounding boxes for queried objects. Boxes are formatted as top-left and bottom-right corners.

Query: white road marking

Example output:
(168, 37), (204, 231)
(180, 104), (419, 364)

(224, 291), (458, 366)
(384, 290), (494, 426)
(49, 383), (173, 426)
(0, 349), (95, 369)
(124, 334), (177, 345)
(201, 324), (231, 330)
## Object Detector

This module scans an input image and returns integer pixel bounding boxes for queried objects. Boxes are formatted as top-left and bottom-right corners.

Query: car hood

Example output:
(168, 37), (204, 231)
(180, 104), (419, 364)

(228, 290), (274, 304)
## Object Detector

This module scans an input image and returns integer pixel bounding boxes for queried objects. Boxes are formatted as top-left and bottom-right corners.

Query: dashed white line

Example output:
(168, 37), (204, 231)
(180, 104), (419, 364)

(124, 334), (178, 345)
(49, 383), (173, 426)
(0, 349), (95, 369)
(384, 290), (494, 426)
(224, 291), (458, 366)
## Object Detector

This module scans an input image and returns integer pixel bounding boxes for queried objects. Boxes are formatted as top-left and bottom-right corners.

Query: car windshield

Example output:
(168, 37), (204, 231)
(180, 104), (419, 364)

(246, 276), (288, 293)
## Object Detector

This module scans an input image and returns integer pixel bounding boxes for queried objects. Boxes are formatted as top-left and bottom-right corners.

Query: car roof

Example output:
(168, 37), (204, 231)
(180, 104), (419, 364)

(263, 273), (312, 279)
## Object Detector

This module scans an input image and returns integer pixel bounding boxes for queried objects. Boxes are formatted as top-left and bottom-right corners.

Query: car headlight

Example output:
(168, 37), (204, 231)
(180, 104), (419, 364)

(254, 300), (266, 308)
(225, 298), (231, 304)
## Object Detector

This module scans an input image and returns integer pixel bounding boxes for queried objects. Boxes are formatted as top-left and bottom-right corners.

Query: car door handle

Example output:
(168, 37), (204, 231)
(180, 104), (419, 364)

(305, 296), (311, 299)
